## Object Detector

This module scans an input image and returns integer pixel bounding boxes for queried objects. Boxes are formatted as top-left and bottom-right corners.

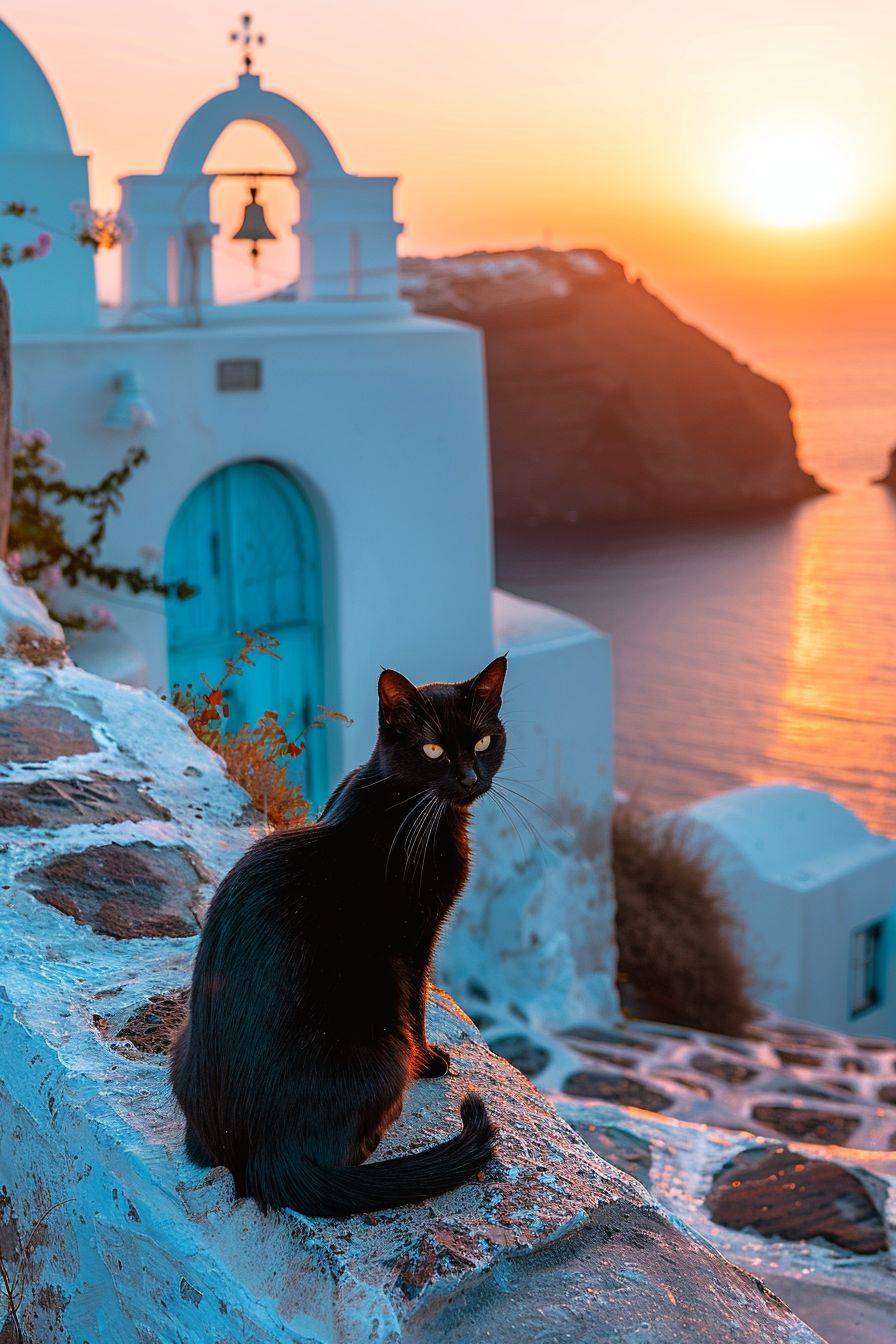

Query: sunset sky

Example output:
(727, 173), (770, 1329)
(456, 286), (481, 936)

(4, 0), (895, 354)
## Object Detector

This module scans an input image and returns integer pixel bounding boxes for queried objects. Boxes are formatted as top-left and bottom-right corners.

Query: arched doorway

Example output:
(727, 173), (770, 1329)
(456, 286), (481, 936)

(164, 461), (325, 802)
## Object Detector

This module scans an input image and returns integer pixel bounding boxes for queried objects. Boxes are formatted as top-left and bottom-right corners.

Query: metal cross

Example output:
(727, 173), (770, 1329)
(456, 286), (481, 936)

(230, 13), (266, 74)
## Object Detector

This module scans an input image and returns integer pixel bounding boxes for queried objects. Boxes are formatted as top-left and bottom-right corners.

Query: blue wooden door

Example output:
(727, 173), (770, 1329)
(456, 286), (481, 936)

(165, 462), (325, 803)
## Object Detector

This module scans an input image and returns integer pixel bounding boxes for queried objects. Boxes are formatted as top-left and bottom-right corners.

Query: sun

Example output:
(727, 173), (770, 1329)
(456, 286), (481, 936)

(728, 123), (858, 229)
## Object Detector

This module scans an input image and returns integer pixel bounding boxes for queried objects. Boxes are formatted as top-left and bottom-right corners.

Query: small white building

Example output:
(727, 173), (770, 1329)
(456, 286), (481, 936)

(1, 18), (617, 1025)
(670, 784), (896, 1037)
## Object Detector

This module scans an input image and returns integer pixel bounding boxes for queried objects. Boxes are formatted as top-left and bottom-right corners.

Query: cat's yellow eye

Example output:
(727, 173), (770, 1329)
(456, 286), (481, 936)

(422, 743), (444, 760)
(474, 735), (491, 753)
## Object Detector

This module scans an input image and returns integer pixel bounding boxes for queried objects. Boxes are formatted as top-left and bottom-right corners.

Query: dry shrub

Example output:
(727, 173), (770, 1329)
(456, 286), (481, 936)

(1, 623), (66, 667)
(172, 630), (348, 830)
(613, 805), (755, 1037)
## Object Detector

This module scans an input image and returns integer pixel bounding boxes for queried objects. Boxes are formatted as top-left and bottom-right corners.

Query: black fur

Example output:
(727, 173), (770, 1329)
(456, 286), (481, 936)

(170, 656), (507, 1216)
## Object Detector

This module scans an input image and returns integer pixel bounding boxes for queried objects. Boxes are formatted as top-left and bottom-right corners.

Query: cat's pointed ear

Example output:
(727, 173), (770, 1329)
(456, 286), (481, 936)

(378, 669), (419, 724)
(469, 655), (507, 706)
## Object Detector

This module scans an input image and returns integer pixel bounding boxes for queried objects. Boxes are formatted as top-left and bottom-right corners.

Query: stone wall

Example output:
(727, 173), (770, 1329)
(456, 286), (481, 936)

(0, 595), (822, 1342)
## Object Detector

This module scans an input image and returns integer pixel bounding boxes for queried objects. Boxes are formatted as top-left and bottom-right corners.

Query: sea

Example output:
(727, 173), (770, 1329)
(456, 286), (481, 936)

(495, 320), (896, 836)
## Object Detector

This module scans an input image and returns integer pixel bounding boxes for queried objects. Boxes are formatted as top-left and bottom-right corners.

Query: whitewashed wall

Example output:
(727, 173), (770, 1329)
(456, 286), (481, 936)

(668, 784), (896, 1037)
(12, 311), (494, 786)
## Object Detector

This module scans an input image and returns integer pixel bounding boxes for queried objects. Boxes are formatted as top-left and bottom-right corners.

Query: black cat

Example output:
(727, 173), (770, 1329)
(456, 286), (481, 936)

(170, 656), (507, 1217)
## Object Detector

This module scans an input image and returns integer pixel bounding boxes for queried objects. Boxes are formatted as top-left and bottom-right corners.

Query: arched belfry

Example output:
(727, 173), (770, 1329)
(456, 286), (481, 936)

(118, 19), (403, 316)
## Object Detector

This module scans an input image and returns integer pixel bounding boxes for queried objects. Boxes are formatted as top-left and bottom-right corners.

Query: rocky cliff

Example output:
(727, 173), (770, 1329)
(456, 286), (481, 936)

(402, 250), (824, 524)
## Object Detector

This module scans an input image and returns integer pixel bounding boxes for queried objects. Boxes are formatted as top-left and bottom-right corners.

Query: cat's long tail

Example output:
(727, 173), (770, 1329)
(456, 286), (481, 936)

(250, 1092), (497, 1218)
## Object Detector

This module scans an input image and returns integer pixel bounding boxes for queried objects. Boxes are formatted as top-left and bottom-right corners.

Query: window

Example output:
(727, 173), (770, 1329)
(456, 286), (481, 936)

(216, 359), (262, 392)
(849, 920), (885, 1018)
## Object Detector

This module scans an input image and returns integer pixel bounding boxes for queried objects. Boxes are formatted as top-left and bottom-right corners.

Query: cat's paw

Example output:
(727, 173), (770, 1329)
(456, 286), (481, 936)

(417, 1044), (451, 1078)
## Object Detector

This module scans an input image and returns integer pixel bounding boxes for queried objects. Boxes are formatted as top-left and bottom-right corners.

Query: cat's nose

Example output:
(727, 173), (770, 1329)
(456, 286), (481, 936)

(458, 764), (478, 791)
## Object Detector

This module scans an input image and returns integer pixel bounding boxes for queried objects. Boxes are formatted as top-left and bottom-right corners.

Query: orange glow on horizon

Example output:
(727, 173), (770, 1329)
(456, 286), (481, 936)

(2, 0), (895, 345)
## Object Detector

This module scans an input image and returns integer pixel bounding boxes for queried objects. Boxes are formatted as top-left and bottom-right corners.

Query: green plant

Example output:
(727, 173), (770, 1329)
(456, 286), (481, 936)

(8, 428), (194, 629)
(172, 629), (349, 829)
(613, 804), (755, 1037)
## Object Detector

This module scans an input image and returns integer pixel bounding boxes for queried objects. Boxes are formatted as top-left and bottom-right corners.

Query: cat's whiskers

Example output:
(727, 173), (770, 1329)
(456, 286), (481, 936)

(416, 798), (448, 895)
(409, 796), (448, 892)
(490, 781), (550, 859)
(498, 763), (552, 800)
(385, 787), (431, 813)
(399, 792), (438, 871)
(403, 793), (441, 878)
(469, 698), (493, 736)
(384, 790), (434, 877)
(495, 779), (560, 825)
(486, 789), (529, 859)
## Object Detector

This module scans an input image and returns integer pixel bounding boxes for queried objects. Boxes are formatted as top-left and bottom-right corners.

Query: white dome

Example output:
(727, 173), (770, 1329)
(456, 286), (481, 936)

(0, 20), (73, 155)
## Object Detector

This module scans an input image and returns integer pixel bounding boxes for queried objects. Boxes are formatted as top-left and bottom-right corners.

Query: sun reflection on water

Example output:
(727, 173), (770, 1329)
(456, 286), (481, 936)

(760, 487), (896, 833)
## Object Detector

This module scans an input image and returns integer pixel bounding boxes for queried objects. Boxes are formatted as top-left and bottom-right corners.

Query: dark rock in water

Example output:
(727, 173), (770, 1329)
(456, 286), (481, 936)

(574, 1122), (652, 1185)
(563, 1070), (672, 1111)
(707, 1145), (887, 1255)
(692, 1051), (759, 1085)
(22, 841), (208, 938)
(0, 773), (170, 828)
(751, 1104), (860, 1146)
(0, 701), (97, 763)
(115, 988), (189, 1055)
(873, 444), (896, 489)
(488, 1032), (550, 1079)
(402, 249), (826, 524)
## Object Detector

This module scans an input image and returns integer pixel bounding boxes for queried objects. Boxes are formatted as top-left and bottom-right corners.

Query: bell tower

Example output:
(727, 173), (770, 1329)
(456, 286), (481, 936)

(117, 14), (403, 320)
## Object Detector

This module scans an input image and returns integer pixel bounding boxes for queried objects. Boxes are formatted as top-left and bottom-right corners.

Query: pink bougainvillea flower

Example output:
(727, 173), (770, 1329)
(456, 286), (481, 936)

(5, 551), (22, 575)
(30, 429), (50, 448)
(35, 231), (53, 257)
(91, 606), (114, 629)
(41, 564), (63, 590)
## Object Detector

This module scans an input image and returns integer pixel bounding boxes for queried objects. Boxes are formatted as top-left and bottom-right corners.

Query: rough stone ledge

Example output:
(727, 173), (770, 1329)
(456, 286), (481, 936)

(555, 1097), (896, 1337)
(0, 654), (823, 1343)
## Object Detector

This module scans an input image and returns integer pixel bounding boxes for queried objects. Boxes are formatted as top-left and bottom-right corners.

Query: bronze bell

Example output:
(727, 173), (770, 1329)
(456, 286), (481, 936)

(233, 185), (276, 262)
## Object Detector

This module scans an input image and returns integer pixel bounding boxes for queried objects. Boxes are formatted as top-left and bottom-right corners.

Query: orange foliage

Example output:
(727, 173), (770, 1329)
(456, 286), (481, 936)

(171, 630), (349, 829)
